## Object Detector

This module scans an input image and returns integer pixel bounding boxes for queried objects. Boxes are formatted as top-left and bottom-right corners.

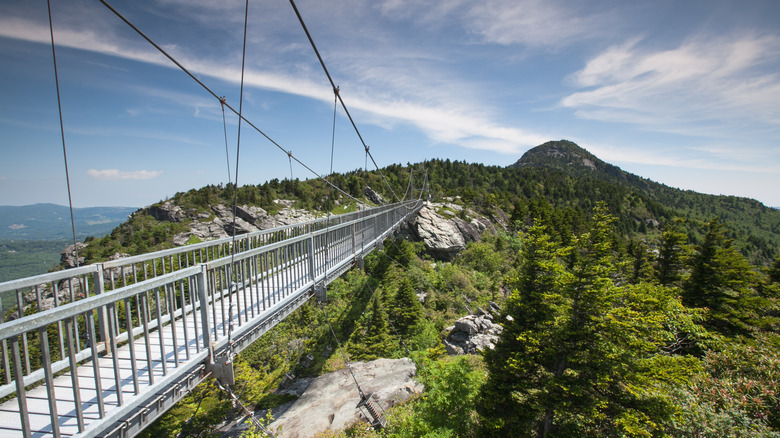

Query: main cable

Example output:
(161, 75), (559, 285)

(98, 0), (368, 209)
(288, 0), (400, 204)
(47, 0), (79, 268)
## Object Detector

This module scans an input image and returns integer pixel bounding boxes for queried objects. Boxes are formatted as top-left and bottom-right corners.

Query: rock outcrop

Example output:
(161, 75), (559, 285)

(443, 303), (503, 355)
(147, 201), (185, 222)
(171, 201), (316, 245)
(60, 242), (87, 269)
(413, 205), (466, 259)
(223, 358), (422, 438)
(364, 186), (386, 205)
(408, 201), (497, 260)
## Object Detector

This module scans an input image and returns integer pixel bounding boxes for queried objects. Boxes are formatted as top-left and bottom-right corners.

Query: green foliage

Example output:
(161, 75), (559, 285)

(384, 354), (486, 438)
(683, 219), (766, 336)
(138, 379), (232, 438)
(479, 205), (707, 437)
(0, 239), (66, 282)
(666, 333), (780, 436)
(349, 296), (397, 360)
(391, 277), (424, 337)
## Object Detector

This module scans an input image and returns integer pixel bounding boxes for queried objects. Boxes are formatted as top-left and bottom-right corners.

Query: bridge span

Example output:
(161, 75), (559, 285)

(0, 200), (423, 437)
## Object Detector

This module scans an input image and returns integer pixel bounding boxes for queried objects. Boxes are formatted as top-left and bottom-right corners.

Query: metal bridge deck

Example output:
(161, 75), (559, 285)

(0, 201), (422, 438)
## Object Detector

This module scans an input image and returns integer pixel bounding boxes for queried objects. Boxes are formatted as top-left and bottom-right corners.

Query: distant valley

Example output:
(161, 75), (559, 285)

(0, 204), (136, 281)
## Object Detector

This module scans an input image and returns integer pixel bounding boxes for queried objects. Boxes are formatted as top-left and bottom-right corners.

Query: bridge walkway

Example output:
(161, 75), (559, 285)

(0, 200), (422, 437)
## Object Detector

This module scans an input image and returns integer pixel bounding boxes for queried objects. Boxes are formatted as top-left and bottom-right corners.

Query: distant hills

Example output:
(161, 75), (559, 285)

(0, 203), (137, 241)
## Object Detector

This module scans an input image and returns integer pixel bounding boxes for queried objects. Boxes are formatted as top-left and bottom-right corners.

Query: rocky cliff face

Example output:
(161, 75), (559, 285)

(407, 201), (497, 260)
(145, 200), (318, 246)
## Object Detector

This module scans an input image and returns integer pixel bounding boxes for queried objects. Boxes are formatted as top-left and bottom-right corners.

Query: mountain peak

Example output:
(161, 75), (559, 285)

(511, 140), (603, 171)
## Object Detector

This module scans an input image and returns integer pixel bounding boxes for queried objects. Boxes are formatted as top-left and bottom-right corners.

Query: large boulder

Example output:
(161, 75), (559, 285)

(223, 358), (422, 437)
(413, 204), (466, 259)
(147, 201), (185, 222)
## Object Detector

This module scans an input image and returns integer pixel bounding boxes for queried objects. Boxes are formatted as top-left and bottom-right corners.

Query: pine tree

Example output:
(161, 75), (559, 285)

(683, 218), (762, 336)
(655, 219), (689, 286)
(351, 296), (395, 360)
(480, 204), (704, 437)
(392, 277), (423, 337)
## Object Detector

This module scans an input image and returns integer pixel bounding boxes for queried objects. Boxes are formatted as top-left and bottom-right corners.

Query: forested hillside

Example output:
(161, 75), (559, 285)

(46, 140), (778, 437)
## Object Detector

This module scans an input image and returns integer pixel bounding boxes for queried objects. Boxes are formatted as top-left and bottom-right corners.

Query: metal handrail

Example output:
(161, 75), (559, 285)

(0, 199), (423, 438)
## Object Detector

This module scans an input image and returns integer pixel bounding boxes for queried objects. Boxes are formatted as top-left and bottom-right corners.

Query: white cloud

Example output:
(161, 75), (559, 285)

(562, 34), (780, 136)
(0, 10), (550, 155)
(87, 169), (163, 180)
(466, 0), (618, 49)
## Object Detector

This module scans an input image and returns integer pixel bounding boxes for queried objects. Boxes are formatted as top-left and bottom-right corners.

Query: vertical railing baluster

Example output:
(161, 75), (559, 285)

(209, 270), (219, 342)
(154, 287), (167, 376)
(39, 324), (60, 437)
(94, 267), (110, 357)
(124, 297), (140, 395)
(180, 278), (191, 360)
(139, 292), (154, 386)
(0, 297), (10, 385)
(261, 253), (268, 311)
(65, 318), (85, 433)
(167, 284), (180, 367)
(190, 276), (200, 354)
(197, 265), (213, 362)
(53, 282), (66, 360)
(11, 336), (31, 438)
(16, 289), (30, 376)
(87, 309), (105, 417)
(107, 302), (123, 406)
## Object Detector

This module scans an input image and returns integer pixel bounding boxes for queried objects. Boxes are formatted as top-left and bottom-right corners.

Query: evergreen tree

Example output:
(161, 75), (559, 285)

(480, 205), (704, 437)
(683, 219), (762, 336)
(350, 296), (395, 360)
(655, 219), (689, 286)
(392, 277), (423, 337)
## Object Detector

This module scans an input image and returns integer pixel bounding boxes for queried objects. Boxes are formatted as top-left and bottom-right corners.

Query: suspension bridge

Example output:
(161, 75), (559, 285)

(0, 0), (436, 434)
(0, 200), (423, 437)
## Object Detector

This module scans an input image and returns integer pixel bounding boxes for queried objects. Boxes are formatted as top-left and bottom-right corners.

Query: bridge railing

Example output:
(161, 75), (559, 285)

(0, 199), (422, 437)
(97, 202), (404, 292)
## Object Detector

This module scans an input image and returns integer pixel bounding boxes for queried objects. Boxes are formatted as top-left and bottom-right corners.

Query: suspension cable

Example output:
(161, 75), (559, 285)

(288, 0), (400, 204)
(47, 0), (79, 268)
(226, 0), (251, 357)
(98, 0), (368, 209)
(220, 97), (232, 183)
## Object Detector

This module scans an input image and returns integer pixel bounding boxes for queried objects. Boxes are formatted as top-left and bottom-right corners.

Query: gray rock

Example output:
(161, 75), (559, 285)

(60, 242), (87, 269)
(148, 201), (184, 222)
(364, 186), (386, 205)
(454, 318), (479, 335)
(235, 204), (267, 224)
(452, 217), (481, 243)
(413, 204), (466, 259)
(266, 358), (422, 437)
(445, 312), (503, 355)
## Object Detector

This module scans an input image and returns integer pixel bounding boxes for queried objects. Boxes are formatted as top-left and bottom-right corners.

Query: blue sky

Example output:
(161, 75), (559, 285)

(1, 0), (778, 208)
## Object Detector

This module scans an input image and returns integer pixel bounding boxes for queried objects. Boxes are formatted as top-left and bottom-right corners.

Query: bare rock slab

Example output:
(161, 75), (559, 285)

(270, 358), (422, 437)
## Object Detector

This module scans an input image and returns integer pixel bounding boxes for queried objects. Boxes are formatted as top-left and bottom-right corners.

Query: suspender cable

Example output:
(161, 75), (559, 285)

(98, 0), (367, 209)
(288, 0), (400, 204)
(227, 0), (251, 352)
(47, 0), (79, 270)
(220, 97), (232, 183)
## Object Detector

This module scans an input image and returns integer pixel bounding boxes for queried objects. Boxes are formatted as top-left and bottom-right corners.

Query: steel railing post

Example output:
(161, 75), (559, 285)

(94, 265), (111, 356)
(197, 264), (213, 363)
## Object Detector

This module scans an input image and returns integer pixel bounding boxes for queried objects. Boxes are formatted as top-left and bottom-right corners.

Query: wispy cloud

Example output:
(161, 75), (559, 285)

(562, 34), (780, 137)
(0, 10), (550, 155)
(87, 169), (163, 180)
(466, 0), (620, 49)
